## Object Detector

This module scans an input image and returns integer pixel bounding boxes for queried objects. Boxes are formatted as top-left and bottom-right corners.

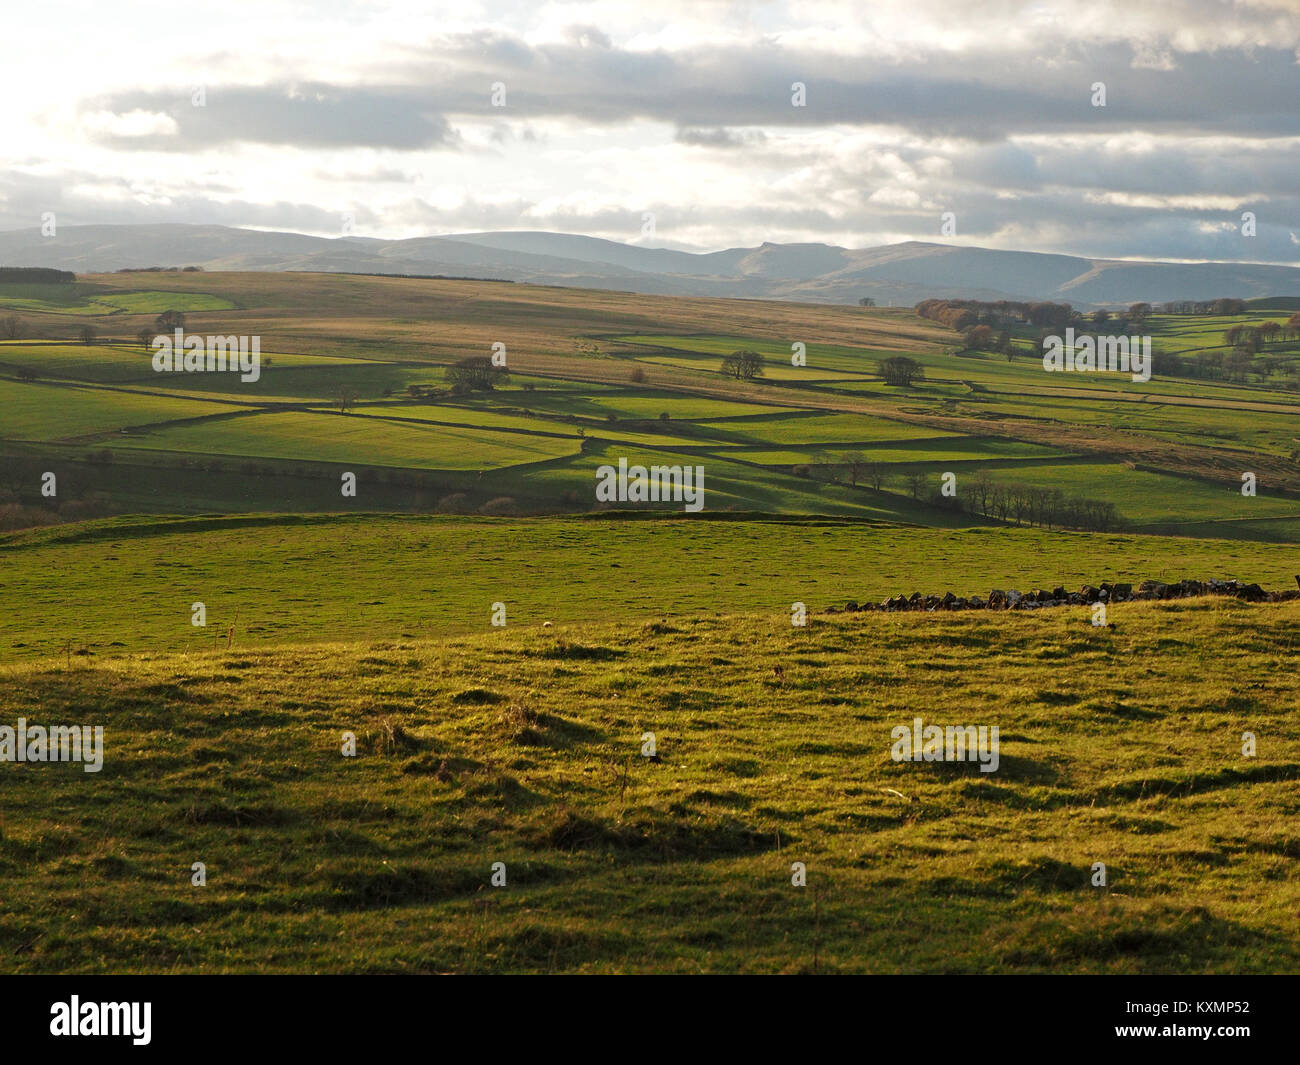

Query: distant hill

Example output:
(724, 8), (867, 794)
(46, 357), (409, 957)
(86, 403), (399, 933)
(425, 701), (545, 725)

(1, 223), (1297, 307)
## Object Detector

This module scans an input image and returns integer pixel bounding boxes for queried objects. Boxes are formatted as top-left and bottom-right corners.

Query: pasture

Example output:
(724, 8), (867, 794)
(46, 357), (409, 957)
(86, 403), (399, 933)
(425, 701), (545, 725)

(0, 589), (1295, 973)
(2, 271), (1298, 541)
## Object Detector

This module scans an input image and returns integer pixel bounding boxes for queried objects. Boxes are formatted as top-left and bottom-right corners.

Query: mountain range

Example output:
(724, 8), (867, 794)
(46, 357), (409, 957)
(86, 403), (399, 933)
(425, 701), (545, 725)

(2, 224), (1298, 307)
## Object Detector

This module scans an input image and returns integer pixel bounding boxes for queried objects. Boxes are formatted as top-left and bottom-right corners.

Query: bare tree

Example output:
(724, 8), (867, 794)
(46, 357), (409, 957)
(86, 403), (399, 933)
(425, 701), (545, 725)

(841, 451), (867, 486)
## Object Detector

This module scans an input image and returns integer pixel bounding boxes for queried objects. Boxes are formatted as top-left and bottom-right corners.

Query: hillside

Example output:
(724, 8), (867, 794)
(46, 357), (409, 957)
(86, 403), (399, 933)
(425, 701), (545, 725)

(3, 225), (1299, 306)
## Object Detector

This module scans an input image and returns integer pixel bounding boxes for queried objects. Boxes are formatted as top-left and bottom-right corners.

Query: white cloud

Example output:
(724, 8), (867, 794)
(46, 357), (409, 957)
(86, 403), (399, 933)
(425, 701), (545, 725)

(80, 109), (178, 139)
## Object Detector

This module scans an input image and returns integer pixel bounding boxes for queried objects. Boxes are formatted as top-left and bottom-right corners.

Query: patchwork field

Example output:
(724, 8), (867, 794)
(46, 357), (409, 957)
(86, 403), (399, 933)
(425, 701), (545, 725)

(0, 378), (250, 441)
(3, 273), (1296, 542)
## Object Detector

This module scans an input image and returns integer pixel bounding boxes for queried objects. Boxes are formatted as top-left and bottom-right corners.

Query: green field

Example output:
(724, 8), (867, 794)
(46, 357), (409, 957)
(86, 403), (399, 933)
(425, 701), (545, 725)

(0, 283), (235, 316)
(0, 378), (249, 440)
(3, 514), (1296, 660)
(95, 291), (236, 313)
(731, 438), (1065, 467)
(125, 410), (581, 470)
(3, 271), (1298, 535)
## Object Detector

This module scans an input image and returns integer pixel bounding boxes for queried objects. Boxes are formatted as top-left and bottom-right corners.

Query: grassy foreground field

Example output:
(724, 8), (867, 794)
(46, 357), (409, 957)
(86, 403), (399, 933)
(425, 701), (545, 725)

(1, 596), (1296, 973)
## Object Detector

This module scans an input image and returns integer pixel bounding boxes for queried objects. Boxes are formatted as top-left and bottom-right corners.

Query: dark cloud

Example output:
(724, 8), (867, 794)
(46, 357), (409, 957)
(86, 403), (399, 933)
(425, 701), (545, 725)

(374, 35), (1300, 138)
(83, 36), (1300, 147)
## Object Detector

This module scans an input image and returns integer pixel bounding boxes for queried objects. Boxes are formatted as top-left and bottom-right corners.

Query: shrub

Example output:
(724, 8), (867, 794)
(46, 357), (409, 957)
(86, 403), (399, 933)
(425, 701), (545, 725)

(478, 496), (521, 516)
(436, 493), (473, 514)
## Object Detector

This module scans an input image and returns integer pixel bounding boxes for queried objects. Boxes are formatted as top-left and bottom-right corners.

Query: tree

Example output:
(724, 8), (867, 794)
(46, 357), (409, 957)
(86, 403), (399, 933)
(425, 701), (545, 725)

(1, 315), (24, 340)
(335, 387), (359, 413)
(1225, 350), (1253, 382)
(961, 324), (995, 351)
(155, 310), (185, 332)
(446, 355), (509, 392)
(137, 328), (153, 350)
(841, 451), (867, 486)
(1092, 309), (1111, 326)
(1028, 302), (1072, 330)
(1211, 298), (1246, 316)
(77, 325), (96, 345)
(1151, 349), (1185, 377)
(721, 349), (764, 380)
(1128, 302), (1151, 325)
(858, 297), (877, 307)
(877, 356), (925, 387)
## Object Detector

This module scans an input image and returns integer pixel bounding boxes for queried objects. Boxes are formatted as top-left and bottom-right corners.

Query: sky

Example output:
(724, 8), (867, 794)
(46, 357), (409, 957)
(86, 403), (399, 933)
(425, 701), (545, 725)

(3, 0), (1299, 262)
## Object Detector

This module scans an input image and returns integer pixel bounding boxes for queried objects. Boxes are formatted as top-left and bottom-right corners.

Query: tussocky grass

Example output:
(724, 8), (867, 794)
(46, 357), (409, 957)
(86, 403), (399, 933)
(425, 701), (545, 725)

(0, 597), (1295, 973)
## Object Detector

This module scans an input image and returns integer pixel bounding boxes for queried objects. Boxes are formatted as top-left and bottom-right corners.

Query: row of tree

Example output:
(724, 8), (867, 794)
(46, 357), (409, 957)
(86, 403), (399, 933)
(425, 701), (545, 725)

(801, 455), (1124, 532)
(919, 296), (1256, 336)
(958, 471), (1123, 531)
(1158, 298), (1248, 315)
(1225, 315), (1300, 350)
(916, 298), (1083, 332)
(0, 267), (74, 284)
(714, 350), (925, 386)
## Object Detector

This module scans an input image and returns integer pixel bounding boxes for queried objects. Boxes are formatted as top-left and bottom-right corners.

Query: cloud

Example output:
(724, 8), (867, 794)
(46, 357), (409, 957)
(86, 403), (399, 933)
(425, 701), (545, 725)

(82, 85), (458, 151)
(0, 1), (1294, 262)
(80, 109), (179, 139)
(674, 127), (767, 148)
